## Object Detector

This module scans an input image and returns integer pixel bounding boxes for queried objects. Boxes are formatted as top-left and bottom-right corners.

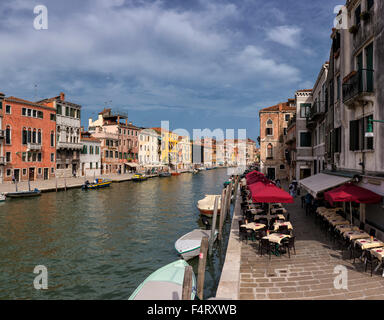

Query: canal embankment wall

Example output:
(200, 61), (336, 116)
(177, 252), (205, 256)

(215, 187), (241, 300)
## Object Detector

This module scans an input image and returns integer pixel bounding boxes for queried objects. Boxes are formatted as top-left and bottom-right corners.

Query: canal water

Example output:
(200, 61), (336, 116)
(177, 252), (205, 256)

(0, 168), (233, 299)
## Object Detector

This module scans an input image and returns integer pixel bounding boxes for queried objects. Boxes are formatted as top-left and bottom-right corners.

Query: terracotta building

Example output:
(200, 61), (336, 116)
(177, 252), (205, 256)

(259, 99), (296, 180)
(88, 108), (139, 174)
(1, 96), (57, 182)
(38, 92), (82, 178)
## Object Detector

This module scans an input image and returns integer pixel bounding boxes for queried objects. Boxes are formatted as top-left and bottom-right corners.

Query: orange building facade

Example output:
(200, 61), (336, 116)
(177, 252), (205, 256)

(2, 96), (57, 182)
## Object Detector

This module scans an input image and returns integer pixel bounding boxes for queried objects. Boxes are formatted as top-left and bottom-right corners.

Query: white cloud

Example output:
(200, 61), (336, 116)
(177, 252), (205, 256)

(266, 25), (302, 48)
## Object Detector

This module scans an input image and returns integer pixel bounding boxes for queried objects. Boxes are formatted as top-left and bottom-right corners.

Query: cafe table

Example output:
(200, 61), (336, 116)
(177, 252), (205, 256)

(335, 224), (359, 233)
(271, 207), (287, 214)
(263, 233), (291, 244)
(343, 230), (370, 241)
(273, 221), (293, 232)
(328, 218), (350, 227)
(241, 222), (266, 231)
(250, 208), (265, 215)
(370, 248), (384, 277)
(254, 214), (285, 221)
(355, 238), (384, 250)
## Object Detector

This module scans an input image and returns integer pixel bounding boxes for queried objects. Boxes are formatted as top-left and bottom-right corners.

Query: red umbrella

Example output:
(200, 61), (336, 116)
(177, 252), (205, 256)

(246, 170), (264, 178)
(251, 182), (294, 204)
(324, 183), (382, 224)
(248, 181), (268, 194)
(246, 175), (270, 185)
(324, 183), (382, 205)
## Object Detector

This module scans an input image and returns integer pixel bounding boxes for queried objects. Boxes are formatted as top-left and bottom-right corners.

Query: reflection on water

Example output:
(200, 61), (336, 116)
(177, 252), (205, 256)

(0, 169), (232, 299)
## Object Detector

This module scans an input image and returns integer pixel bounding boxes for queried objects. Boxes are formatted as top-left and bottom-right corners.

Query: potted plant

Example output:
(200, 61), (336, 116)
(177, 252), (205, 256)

(349, 25), (359, 34)
(360, 11), (370, 21)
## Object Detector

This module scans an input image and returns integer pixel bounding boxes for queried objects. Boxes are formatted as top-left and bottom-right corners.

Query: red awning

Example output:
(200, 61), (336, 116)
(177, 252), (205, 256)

(248, 181), (268, 194)
(251, 182), (294, 204)
(324, 183), (382, 205)
(246, 170), (264, 178)
(247, 176), (270, 185)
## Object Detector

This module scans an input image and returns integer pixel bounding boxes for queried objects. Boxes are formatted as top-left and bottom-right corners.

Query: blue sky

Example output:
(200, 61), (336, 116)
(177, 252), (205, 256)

(0, 0), (343, 142)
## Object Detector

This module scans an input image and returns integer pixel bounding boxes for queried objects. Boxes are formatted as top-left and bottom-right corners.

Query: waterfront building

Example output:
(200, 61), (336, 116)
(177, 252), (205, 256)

(293, 90), (313, 180)
(151, 127), (179, 170)
(38, 92), (82, 178)
(298, 0), (384, 240)
(80, 131), (101, 177)
(0, 92), (6, 182)
(284, 115), (297, 181)
(215, 140), (225, 167)
(89, 108), (139, 174)
(223, 139), (237, 166)
(2, 95), (57, 182)
(176, 135), (192, 170)
(139, 128), (160, 167)
(259, 100), (296, 180)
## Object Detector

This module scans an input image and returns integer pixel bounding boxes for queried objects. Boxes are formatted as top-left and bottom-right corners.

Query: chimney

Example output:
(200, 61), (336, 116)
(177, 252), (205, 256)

(125, 119), (128, 125)
(279, 103), (283, 112)
(60, 92), (65, 101)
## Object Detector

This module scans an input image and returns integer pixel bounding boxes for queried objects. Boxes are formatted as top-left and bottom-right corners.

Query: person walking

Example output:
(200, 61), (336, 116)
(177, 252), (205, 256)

(12, 174), (16, 184)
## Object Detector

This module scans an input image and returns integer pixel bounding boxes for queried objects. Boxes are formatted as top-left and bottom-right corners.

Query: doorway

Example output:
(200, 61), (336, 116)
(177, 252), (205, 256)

(14, 169), (20, 182)
(44, 168), (49, 180)
(267, 168), (276, 180)
(29, 167), (35, 181)
(300, 168), (311, 180)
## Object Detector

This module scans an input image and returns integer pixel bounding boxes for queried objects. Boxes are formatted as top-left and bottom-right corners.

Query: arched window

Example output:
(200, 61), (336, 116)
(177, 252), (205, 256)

(32, 129), (37, 144)
(267, 144), (273, 159)
(27, 128), (32, 143)
(266, 119), (273, 136)
(22, 127), (27, 145)
(5, 126), (11, 145)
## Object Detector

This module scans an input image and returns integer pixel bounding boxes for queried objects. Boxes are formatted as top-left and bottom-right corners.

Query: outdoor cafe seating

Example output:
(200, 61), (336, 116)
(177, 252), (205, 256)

(306, 182), (384, 277)
(239, 170), (295, 258)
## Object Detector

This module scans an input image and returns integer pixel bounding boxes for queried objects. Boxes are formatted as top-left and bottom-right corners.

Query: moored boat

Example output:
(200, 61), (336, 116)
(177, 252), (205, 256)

(0, 193), (6, 202)
(159, 172), (171, 177)
(128, 260), (196, 300)
(171, 172), (181, 176)
(82, 179), (112, 190)
(6, 189), (41, 198)
(197, 195), (221, 217)
(131, 173), (148, 182)
(175, 229), (218, 261)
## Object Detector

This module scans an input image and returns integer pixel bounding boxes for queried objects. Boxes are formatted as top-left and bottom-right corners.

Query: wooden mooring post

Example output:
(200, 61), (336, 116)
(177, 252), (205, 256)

(64, 177), (67, 191)
(196, 236), (209, 300)
(181, 265), (194, 300)
(218, 187), (226, 241)
(55, 177), (58, 192)
(209, 196), (219, 254)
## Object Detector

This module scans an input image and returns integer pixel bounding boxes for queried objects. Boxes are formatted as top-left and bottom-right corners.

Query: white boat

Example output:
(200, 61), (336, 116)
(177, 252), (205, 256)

(197, 195), (221, 217)
(0, 193), (6, 202)
(175, 229), (218, 261)
(128, 260), (196, 300)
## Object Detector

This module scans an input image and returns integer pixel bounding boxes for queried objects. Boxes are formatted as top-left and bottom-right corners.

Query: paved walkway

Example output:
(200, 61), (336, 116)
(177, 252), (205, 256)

(238, 189), (384, 300)
(0, 173), (136, 193)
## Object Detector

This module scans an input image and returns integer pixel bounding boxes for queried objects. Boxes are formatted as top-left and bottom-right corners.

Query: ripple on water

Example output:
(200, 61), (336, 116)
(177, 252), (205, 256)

(0, 169), (232, 299)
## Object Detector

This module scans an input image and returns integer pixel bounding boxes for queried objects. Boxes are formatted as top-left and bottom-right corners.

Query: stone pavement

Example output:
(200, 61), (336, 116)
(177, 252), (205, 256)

(238, 189), (384, 300)
(0, 173), (135, 193)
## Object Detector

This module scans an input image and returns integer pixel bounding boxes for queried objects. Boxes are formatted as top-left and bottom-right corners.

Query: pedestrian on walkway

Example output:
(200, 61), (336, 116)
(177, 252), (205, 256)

(12, 174), (16, 184)
(289, 183), (295, 197)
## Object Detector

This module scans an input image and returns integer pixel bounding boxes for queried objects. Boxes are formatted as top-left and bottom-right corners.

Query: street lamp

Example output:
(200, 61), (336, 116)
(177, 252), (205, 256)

(365, 118), (384, 138)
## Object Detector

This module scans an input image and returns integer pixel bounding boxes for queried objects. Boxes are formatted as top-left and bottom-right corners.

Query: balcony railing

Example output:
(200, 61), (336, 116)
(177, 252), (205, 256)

(57, 141), (83, 150)
(343, 69), (374, 104)
(27, 143), (42, 151)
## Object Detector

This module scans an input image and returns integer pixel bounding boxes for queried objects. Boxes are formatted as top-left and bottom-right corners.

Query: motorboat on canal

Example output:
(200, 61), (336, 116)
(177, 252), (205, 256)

(131, 173), (148, 182)
(175, 229), (218, 261)
(82, 179), (112, 190)
(0, 193), (6, 202)
(197, 195), (221, 217)
(6, 188), (42, 198)
(128, 260), (196, 300)
(159, 172), (171, 177)
(171, 172), (181, 176)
